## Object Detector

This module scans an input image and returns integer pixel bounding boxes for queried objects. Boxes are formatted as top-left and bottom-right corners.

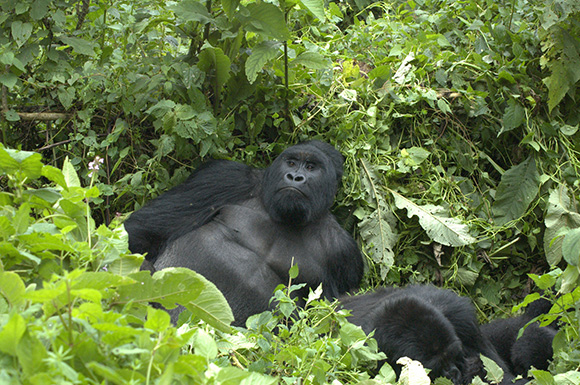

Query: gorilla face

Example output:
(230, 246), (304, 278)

(261, 142), (343, 226)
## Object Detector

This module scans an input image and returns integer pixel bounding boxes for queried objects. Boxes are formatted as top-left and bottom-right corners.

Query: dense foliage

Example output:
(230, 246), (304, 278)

(1, 0), (580, 383)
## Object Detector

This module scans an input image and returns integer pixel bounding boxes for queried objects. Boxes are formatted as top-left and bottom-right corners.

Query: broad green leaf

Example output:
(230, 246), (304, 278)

(245, 41), (281, 84)
(197, 47), (231, 94)
(170, 0), (213, 24)
(0, 271), (26, 308)
(11, 21), (32, 47)
(239, 372), (278, 385)
(499, 98), (525, 136)
(145, 306), (172, 332)
(221, 0), (241, 18)
(492, 157), (540, 226)
(480, 354), (504, 384)
(299, 0), (325, 21)
(562, 228), (580, 266)
(0, 312), (26, 355)
(357, 209), (397, 279)
(0, 145), (20, 174)
(62, 157), (81, 187)
(543, 30), (580, 113)
(0, 147), (43, 179)
(60, 36), (98, 56)
(117, 268), (234, 332)
(0, 73), (18, 88)
(239, 3), (290, 41)
(16, 331), (48, 377)
(30, 0), (50, 20)
(292, 51), (329, 70)
(544, 187), (580, 266)
(193, 329), (218, 359)
(390, 189), (477, 246)
(42, 165), (68, 189)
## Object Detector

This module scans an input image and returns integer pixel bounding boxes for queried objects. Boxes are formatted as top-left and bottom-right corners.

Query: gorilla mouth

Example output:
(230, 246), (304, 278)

(279, 186), (306, 197)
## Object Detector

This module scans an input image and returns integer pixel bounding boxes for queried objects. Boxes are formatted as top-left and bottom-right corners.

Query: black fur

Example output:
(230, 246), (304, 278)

(481, 298), (556, 377)
(341, 285), (524, 385)
(125, 141), (364, 326)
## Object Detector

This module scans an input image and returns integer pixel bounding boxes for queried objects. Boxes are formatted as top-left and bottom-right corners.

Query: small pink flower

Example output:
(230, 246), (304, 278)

(88, 156), (104, 177)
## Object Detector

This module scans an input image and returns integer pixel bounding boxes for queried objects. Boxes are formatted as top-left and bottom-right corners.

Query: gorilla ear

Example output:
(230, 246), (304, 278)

(299, 140), (344, 181)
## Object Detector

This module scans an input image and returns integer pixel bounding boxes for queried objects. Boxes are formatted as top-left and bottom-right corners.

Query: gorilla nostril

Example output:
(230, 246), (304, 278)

(294, 175), (305, 182)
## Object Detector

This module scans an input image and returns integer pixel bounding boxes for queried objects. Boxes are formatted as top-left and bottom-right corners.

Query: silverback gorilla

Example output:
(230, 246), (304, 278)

(340, 285), (526, 385)
(124, 141), (364, 326)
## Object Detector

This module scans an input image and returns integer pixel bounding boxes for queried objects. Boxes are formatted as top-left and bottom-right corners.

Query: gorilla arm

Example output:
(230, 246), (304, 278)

(125, 160), (261, 262)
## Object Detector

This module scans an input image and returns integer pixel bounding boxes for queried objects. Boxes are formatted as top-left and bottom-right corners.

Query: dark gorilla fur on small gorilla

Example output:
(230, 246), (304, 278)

(340, 285), (525, 385)
(124, 141), (364, 326)
(481, 297), (557, 377)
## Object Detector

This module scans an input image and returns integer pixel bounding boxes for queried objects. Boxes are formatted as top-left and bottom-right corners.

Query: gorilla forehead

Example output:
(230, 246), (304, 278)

(283, 141), (345, 180)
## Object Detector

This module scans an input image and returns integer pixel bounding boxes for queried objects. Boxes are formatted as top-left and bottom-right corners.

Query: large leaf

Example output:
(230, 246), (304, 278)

(562, 228), (580, 266)
(390, 189), (477, 247)
(359, 160), (397, 278)
(0, 146), (43, 180)
(238, 3), (290, 41)
(197, 47), (231, 95)
(543, 30), (580, 113)
(299, 0), (325, 21)
(544, 187), (580, 266)
(245, 41), (281, 84)
(492, 157), (541, 226)
(291, 51), (329, 70)
(499, 98), (525, 136)
(117, 268), (234, 332)
(60, 36), (98, 56)
(169, 0), (213, 24)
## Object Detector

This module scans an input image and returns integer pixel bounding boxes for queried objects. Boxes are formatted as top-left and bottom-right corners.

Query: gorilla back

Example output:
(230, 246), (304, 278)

(125, 141), (364, 326)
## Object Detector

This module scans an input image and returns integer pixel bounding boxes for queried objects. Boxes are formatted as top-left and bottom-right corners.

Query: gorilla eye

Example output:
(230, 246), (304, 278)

(306, 163), (316, 171)
(287, 160), (296, 167)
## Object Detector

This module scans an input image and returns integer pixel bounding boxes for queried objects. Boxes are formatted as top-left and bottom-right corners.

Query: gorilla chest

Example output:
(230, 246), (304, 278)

(215, 204), (328, 281)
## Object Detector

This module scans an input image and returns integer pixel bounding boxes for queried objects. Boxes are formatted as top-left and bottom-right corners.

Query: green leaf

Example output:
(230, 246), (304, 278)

(30, 0), (50, 20)
(170, 0), (213, 24)
(390, 189), (477, 246)
(499, 98), (525, 136)
(221, 0), (241, 18)
(0, 73), (18, 89)
(289, 263), (299, 279)
(292, 51), (329, 70)
(0, 271), (26, 308)
(117, 269), (234, 332)
(544, 187), (580, 266)
(60, 36), (98, 56)
(299, 0), (325, 21)
(543, 30), (580, 113)
(0, 312), (26, 355)
(0, 145), (20, 174)
(492, 157), (540, 226)
(562, 228), (580, 266)
(42, 165), (68, 189)
(197, 47), (231, 94)
(245, 41), (281, 84)
(62, 157), (81, 188)
(480, 354), (504, 384)
(239, 3), (290, 41)
(193, 329), (218, 359)
(0, 147), (43, 179)
(145, 306), (172, 332)
(11, 21), (32, 47)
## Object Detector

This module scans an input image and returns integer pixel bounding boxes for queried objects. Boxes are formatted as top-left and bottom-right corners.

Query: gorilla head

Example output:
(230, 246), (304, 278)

(261, 141), (344, 226)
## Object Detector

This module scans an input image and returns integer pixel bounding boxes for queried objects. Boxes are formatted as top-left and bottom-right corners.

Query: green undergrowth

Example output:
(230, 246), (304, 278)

(0, 145), (579, 384)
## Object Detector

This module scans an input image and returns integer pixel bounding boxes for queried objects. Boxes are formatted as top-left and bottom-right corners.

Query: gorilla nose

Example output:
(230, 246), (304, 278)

(286, 172), (305, 184)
